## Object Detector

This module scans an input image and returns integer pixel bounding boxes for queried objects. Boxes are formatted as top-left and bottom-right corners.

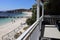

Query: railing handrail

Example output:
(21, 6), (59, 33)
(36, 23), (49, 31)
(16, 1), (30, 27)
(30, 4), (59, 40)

(16, 16), (43, 40)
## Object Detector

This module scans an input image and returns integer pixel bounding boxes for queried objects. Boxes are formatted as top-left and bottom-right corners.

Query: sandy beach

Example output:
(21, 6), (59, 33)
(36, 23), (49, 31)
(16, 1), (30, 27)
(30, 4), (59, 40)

(0, 12), (32, 40)
(22, 12), (32, 17)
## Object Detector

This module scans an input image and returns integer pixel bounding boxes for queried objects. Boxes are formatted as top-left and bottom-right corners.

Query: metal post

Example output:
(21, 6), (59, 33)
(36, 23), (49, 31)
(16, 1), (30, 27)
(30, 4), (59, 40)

(37, 0), (40, 20)
(42, 4), (44, 21)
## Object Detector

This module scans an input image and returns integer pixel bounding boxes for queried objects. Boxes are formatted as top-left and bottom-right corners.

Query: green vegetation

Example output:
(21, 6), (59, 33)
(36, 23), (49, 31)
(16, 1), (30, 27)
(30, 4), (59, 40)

(26, 4), (42, 25)
(45, 0), (60, 15)
(26, 4), (37, 26)
(14, 33), (20, 39)
(23, 26), (29, 30)
(14, 31), (22, 39)
(26, 0), (60, 25)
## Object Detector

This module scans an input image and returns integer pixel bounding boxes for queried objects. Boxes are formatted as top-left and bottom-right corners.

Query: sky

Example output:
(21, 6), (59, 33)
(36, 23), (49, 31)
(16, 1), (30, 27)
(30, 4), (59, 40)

(0, 0), (35, 11)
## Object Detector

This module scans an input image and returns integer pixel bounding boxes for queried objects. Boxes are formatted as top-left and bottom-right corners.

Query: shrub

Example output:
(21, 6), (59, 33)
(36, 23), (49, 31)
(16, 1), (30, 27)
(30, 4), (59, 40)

(14, 33), (20, 39)
(23, 27), (29, 30)
(14, 31), (23, 39)
(19, 31), (22, 34)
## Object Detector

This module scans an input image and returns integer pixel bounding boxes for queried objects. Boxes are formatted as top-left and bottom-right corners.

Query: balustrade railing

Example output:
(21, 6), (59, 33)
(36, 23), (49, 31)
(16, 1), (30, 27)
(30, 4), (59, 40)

(16, 16), (43, 40)
(44, 15), (60, 25)
(2, 16), (43, 40)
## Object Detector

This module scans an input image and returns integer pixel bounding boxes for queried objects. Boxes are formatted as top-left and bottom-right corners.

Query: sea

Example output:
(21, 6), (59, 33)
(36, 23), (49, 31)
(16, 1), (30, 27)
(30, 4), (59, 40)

(0, 12), (26, 26)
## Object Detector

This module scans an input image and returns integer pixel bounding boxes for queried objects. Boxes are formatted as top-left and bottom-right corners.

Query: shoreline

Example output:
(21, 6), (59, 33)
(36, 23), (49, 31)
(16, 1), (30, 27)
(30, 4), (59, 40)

(0, 18), (27, 40)
(0, 12), (32, 40)
(0, 12), (32, 26)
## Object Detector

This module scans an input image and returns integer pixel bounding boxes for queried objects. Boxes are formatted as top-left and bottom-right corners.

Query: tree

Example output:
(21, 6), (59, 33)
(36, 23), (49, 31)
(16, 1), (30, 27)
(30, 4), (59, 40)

(26, 4), (37, 26)
(26, 0), (60, 25)
(26, 3), (42, 26)
(45, 0), (60, 15)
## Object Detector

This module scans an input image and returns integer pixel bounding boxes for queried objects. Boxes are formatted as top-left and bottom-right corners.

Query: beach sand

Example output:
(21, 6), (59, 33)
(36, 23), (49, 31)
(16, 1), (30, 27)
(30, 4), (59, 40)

(0, 12), (32, 40)
(22, 12), (32, 17)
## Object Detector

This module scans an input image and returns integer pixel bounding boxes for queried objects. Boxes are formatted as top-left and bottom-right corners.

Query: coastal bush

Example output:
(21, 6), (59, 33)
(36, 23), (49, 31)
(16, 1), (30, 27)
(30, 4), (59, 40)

(26, 18), (35, 25)
(26, 4), (37, 26)
(23, 26), (29, 30)
(14, 33), (20, 39)
(44, 0), (60, 15)
(14, 31), (22, 39)
(26, 4), (42, 25)
(19, 31), (22, 34)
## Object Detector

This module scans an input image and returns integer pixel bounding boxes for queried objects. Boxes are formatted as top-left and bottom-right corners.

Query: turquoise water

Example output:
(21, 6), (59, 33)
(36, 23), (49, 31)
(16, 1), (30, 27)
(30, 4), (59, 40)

(0, 13), (26, 26)
(0, 18), (12, 25)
